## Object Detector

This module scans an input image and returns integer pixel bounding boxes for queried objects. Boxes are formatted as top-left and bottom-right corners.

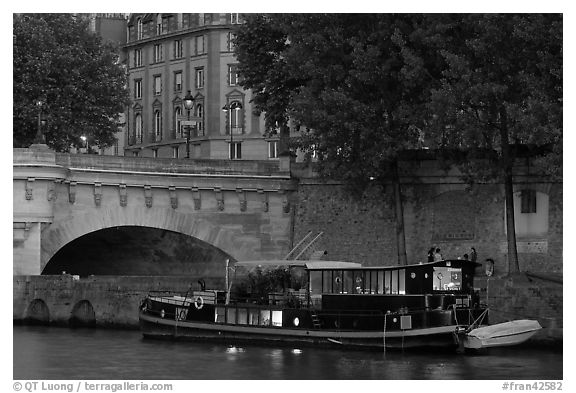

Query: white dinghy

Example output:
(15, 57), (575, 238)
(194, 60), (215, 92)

(463, 319), (542, 349)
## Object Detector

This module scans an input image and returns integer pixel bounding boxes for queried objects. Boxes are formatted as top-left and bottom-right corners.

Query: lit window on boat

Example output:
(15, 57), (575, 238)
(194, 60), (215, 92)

(398, 270), (406, 294)
(391, 270), (399, 294)
(260, 310), (271, 326)
(248, 309), (259, 325)
(322, 271), (332, 293)
(227, 308), (237, 324)
(433, 267), (462, 291)
(384, 271), (391, 294)
(334, 271), (343, 294)
(237, 308), (248, 325)
(377, 271), (384, 294)
(370, 271), (377, 294)
(215, 307), (225, 323)
(271, 310), (283, 327)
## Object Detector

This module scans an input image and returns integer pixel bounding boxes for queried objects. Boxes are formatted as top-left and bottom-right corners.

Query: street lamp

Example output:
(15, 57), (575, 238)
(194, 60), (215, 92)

(222, 101), (242, 160)
(183, 90), (195, 159)
(80, 135), (88, 154)
(33, 100), (45, 144)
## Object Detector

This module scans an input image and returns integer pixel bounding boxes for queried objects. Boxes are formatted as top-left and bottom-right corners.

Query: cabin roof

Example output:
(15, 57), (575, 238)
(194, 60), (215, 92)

(234, 260), (362, 269)
(234, 259), (479, 271)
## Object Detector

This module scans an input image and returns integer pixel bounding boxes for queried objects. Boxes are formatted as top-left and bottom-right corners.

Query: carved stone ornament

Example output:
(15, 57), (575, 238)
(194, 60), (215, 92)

(144, 185), (153, 208)
(94, 183), (102, 207)
(169, 186), (178, 209)
(25, 178), (34, 200)
(119, 184), (127, 207)
(68, 182), (77, 204)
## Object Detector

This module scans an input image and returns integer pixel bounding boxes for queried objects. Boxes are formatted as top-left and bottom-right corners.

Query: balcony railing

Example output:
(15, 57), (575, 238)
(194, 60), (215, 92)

(128, 133), (143, 145)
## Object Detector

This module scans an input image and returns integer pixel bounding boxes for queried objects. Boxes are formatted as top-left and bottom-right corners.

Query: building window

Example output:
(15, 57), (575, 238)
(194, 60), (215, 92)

(135, 113), (143, 144)
(174, 71), (182, 92)
(194, 35), (205, 55)
(133, 151), (140, 157)
(268, 141), (278, 158)
(196, 103), (204, 136)
(203, 13), (212, 25)
(154, 110), (162, 141)
(521, 189), (537, 214)
(175, 106), (183, 138)
(230, 13), (240, 24)
(226, 32), (236, 52)
(153, 44), (163, 62)
(227, 100), (243, 135)
(153, 75), (162, 95)
(228, 64), (239, 86)
(230, 142), (242, 159)
(156, 14), (163, 35)
(137, 18), (143, 39)
(195, 68), (204, 89)
(134, 79), (142, 99)
(174, 39), (183, 59)
(172, 146), (179, 158)
(152, 149), (158, 158)
(512, 190), (549, 238)
(134, 48), (142, 67)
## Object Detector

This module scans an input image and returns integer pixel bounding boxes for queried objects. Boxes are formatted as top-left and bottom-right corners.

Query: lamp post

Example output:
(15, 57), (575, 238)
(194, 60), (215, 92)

(80, 135), (88, 154)
(33, 100), (45, 144)
(222, 101), (242, 160)
(183, 90), (195, 159)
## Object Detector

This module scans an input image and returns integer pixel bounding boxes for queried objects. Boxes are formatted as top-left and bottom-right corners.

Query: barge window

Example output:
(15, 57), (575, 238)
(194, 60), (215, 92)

(391, 270), (399, 294)
(215, 307), (225, 323)
(384, 271), (391, 294)
(227, 308), (237, 324)
(309, 271), (322, 295)
(248, 309), (259, 325)
(433, 267), (462, 291)
(343, 271), (354, 294)
(334, 270), (343, 294)
(271, 311), (283, 327)
(354, 271), (364, 293)
(260, 310), (271, 326)
(322, 271), (332, 293)
(398, 270), (405, 294)
(237, 308), (248, 325)
(377, 271), (384, 294)
(370, 271), (377, 294)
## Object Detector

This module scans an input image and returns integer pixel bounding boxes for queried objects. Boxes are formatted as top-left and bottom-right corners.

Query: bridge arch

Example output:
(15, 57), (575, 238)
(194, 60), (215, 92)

(24, 299), (50, 325)
(41, 206), (252, 273)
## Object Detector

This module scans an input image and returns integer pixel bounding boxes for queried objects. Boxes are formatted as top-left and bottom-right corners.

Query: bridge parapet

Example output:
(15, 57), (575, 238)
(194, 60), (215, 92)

(55, 153), (285, 177)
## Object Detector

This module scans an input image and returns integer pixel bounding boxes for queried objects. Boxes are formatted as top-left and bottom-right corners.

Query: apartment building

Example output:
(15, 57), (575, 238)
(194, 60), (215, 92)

(124, 13), (279, 160)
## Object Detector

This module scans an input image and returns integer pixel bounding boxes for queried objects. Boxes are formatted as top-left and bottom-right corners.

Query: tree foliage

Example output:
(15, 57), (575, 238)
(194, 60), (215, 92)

(235, 14), (441, 189)
(416, 14), (563, 180)
(13, 14), (130, 151)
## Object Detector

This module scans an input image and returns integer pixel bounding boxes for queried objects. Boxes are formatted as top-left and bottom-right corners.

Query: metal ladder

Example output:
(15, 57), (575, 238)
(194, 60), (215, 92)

(310, 312), (322, 329)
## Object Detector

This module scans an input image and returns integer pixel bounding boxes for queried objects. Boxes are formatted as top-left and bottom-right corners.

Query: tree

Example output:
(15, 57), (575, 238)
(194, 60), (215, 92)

(414, 14), (562, 273)
(235, 14), (440, 265)
(13, 14), (129, 151)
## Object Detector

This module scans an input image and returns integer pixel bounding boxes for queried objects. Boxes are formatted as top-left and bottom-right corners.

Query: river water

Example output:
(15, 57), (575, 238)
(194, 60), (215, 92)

(13, 325), (562, 380)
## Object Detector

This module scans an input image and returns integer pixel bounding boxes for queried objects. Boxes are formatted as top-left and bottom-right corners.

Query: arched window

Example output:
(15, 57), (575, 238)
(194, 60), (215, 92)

(174, 106), (182, 138)
(154, 110), (162, 141)
(230, 100), (243, 134)
(137, 18), (143, 39)
(195, 103), (204, 136)
(156, 14), (163, 35)
(135, 113), (143, 144)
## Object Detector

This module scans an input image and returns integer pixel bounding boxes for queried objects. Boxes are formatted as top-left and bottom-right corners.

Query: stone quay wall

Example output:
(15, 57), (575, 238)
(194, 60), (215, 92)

(13, 275), (223, 329)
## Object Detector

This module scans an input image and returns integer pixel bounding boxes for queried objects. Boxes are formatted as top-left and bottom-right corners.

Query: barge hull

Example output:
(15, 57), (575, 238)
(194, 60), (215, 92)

(140, 312), (459, 350)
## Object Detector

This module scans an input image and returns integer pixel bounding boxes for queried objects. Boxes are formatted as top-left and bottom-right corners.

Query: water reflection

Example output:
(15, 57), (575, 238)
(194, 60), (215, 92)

(13, 326), (562, 380)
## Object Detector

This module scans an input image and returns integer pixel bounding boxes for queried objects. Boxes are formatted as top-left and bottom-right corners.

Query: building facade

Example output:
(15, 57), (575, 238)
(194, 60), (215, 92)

(123, 13), (279, 160)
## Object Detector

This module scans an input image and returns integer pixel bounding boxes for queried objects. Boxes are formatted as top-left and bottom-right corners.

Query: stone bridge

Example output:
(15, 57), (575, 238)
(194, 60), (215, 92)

(13, 146), (297, 277)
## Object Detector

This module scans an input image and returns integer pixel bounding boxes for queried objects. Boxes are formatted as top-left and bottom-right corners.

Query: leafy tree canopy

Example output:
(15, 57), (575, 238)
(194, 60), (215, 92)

(235, 14), (562, 183)
(13, 14), (130, 151)
(235, 14), (441, 189)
